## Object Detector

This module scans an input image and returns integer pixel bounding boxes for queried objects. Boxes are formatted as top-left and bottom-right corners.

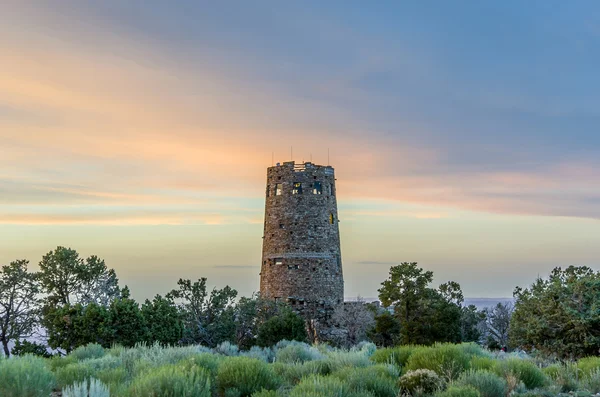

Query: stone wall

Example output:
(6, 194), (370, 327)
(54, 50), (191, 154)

(259, 161), (344, 322)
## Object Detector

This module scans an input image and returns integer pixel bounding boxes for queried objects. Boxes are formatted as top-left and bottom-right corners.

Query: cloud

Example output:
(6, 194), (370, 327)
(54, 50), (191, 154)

(355, 261), (398, 266)
(212, 265), (259, 269)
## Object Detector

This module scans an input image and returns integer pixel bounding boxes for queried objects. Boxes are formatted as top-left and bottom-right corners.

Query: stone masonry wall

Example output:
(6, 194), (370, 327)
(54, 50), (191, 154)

(259, 161), (344, 321)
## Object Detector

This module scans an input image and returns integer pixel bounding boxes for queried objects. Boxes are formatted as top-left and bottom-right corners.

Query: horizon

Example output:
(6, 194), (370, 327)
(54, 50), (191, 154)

(2, 1), (599, 302)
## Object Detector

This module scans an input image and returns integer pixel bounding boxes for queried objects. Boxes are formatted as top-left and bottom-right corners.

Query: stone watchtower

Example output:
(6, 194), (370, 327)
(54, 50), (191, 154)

(260, 161), (344, 319)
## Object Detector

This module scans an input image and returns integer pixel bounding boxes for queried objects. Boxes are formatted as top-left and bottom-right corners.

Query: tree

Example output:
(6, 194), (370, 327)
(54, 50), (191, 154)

(510, 266), (600, 359)
(141, 294), (183, 345)
(0, 260), (41, 357)
(460, 304), (486, 343)
(256, 308), (307, 347)
(331, 298), (375, 347)
(167, 278), (237, 347)
(11, 339), (51, 358)
(367, 311), (401, 347)
(108, 287), (146, 347)
(378, 262), (464, 345)
(39, 246), (120, 306)
(482, 302), (512, 349)
(232, 294), (279, 349)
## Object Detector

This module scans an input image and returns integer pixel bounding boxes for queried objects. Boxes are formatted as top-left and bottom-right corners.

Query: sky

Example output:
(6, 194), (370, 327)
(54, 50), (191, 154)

(1, 1), (599, 301)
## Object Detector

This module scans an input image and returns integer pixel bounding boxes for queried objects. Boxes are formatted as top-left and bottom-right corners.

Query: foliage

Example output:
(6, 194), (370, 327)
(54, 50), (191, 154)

(405, 343), (481, 381)
(275, 341), (323, 363)
(127, 364), (211, 397)
(251, 390), (280, 397)
(331, 298), (375, 348)
(234, 294), (280, 349)
(0, 354), (56, 397)
(461, 304), (486, 343)
(435, 385), (481, 397)
(109, 287), (147, 347)
(369, 345), (416, 368)
(71, 343), (106, 361)
(378, 262), (464, 345)
(0, 260), (42, 357)
(493, 358), (547, 389)
(457, 370), (507, 397)
(141, 293), (183, 345)
(288, 374), (374, 397)
(583, 368), (600, 394)
(543, 362), (580, 392)
(167, 277), (237, 347)
(510, 266), (600, 358)
(331, 365), (399, 397)
(256, 309), (308, 347)
(367, 311), (400, 347)
(11, 339), (51, 358)
(62, 378), (110, 397)
(482, 302), (512, 349)
(577, 356), (600, 377)
(273, 360), (331, 385)
(217, 356), (281, 396)
(38, 246), (120, 307)
(398, 368), (446, 395)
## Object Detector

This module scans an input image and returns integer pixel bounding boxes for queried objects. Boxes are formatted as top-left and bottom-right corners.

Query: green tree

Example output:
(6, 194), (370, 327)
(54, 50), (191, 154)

(482, 302), (512, 349)
(0, 260), (41, 357)
(256, 308), (307, 347)
(167, 278), (237, 347)
(141, 294), (183, 345)
(109, 287), (146, 347)
(378, 262), (464, 345)
(509, 266), (600, 358)
(367, 311), (401, 347)
(38, 246), (120, 306)
(460, 304), (486, 343)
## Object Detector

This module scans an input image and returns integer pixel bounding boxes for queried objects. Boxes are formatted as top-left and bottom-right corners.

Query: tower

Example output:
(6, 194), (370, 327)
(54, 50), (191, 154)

(260, 161), (344, 319)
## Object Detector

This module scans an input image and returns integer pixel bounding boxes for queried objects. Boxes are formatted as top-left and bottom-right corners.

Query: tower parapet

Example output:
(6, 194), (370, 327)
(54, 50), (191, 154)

(259, 161), (344, 319)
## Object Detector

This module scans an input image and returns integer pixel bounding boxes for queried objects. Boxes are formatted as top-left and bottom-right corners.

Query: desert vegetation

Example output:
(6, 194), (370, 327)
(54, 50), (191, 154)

(1, 247), (600, 396)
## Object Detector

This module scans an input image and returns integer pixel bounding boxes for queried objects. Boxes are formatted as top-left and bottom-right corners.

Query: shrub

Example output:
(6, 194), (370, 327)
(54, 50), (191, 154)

(405, 344), (472, 381)
(435, 385), (481, 397)
(127, 364), (211, 397)
(276, 342), (323, 363)
(370, 345), (417, 369)
(242, 346), (274, 363)
(583, 368), (600, 394)
(578, 356), (600, 377)
(273, 361), (331, 386)
(62, 378), (110, 397)
(332, 366), (398, 397)
(470, 356), (495, 371)
(187, 352), (224, 376)
(71, 343), (105, 361)
(11, 340), (52, 358)
(256, 310), (308, 347)
(55, 362), (93, 388)
(457, 370), (506, 397)
(252, 391), (280, 397)
(543, 362), (579, 392)
(217, 356), (281, 396)
(0, 354), (56, 397)
(289, 375), (374, 397)
(216, 341), (240, 356)
(398, 369), (446, 395)
(324, 349), (371, 371)
(493, 358), (546, 389)
(353, 341), (377, 357)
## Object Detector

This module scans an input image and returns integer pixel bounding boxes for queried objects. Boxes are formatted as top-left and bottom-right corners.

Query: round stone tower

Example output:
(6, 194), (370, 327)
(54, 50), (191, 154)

(260, 161), (344, 319)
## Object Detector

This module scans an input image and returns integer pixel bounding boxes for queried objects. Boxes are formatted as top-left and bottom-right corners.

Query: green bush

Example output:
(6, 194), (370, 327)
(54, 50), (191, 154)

(0, 354), (56, 397)
(11, 340), (52, 358)
(252, 391), (280, 397)
(457, 370), (506, 397)
(324, 349), (371, 371)
(273, 361), (331, 386)
(217, 356), (281, 396)
(543, 362), (579, 392)
(55, 362), (93, 388)
(127, 364), (211, 397)
(470, 356), (495, 371)
(71, 343), (105, 361)
(276, 342), (323, 363)
(583, 368), (600, 394)
(62, 378), (110, 397)
(289, 375), (374, 397)
(405, 344), (472, 381)
(187, 352), (224, 376)
(369, 345), (417, 369)
(398, 369), (446, 395)
(493, 359), (546, 389)
(435, 385), (481, 397)
(578, 356), (600, 377)
(331, 366), (398, 397)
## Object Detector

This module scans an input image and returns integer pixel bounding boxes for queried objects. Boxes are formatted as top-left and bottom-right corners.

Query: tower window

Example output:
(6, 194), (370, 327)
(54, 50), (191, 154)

(279, 223), (285, 229)
(329, 213), (335, 224)
(275, 183), (283, 195)
(292, 182), (303, 194)
(275, 258), (283, 265)
(288, 264), (299, 270)
(313, 181), (322, 195)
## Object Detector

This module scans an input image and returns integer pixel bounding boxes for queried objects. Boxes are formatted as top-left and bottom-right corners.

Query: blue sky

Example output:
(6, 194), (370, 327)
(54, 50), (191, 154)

(1, 1), (599, 300)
